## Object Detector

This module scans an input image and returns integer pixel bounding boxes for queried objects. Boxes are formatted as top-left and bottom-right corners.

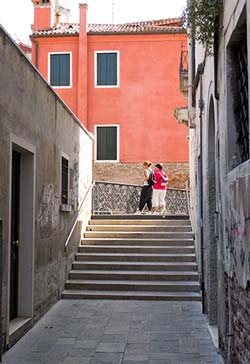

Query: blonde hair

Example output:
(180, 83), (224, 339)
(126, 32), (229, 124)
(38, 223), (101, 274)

(143, 160), (152, 168)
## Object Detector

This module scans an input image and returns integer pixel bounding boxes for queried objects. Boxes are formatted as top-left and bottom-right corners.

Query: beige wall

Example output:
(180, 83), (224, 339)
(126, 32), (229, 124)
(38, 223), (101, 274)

(0, 25), (93, 348)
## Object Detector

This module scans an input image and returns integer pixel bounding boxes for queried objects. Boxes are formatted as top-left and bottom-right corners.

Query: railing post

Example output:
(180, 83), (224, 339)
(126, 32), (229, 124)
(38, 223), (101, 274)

(0, 219), (2, 363)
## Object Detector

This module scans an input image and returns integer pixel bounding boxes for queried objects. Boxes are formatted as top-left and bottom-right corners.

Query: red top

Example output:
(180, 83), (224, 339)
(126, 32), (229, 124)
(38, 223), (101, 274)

(153, 170), (168, 190)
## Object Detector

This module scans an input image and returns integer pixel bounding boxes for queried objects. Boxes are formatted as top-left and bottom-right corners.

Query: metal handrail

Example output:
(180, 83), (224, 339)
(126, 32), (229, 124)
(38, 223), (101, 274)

(64, 181), (95, 252)
(94, 180), (187, 191)
(186, 181), (194, 233)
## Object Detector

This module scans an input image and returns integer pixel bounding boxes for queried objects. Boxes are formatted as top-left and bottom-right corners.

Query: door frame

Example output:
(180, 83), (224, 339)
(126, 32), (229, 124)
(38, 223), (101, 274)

(7, 134), (36, 343)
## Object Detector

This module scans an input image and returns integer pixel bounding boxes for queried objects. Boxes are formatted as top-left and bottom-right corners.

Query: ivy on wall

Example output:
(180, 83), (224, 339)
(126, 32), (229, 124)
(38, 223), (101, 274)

(183, 0), (223, 55)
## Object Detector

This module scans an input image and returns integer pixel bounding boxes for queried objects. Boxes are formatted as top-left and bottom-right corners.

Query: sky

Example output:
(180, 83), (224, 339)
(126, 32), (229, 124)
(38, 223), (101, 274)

(0, 0), (187, 44)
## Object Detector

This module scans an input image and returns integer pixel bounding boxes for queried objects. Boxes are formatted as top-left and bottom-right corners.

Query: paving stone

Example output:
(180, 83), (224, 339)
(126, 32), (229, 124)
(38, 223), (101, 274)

(62, 357), (92, 364)
(125, 343), (150, 354)
(96, 342), (126, 353)
(150, 340), (180, 354)
(100, 333), (128, 343)
(123, 354), (149, 362)
(74, 339), (99, 349)
(89, 352), (123, 363)
(2, 300), (223, 364)
(127, 332), (150, 343)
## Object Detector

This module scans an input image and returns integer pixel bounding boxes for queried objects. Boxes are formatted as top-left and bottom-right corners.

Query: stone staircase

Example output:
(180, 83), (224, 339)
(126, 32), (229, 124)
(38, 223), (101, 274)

(62, 215), (201, 301)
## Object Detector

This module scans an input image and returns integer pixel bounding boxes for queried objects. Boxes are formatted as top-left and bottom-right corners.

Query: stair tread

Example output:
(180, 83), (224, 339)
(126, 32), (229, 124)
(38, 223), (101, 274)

(62, 290), (201, 297)
(76, 252), (196, 256)
(73, 261), (197, 266)
(81, 238), (194, 241)
(70, 270), (199, 275)
(86, 232), (193, 234)
(87, 225), (192, 228)
(80, 245), (194, 248)
(66, 279), (200, 286)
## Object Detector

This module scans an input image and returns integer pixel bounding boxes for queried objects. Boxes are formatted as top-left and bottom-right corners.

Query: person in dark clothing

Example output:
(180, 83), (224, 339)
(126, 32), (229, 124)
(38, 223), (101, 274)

(136, 160), (153, 213)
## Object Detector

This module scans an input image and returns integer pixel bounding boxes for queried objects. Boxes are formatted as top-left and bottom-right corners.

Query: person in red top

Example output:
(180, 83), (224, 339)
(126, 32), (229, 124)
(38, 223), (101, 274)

(152, 163), (168, 214)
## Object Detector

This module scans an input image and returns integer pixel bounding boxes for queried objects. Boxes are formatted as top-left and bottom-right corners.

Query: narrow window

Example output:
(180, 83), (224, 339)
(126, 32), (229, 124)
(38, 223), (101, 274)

(50, 53), (71, 87)
(96, 52), (118, 86)
(227, 10), (249, 169)
(96, 126), (118, 161)
(61, 156), (69, 204)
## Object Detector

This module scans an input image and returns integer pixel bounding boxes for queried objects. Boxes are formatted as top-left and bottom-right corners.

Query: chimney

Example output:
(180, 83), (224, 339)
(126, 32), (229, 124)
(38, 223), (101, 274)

(79, 3), (88, 36)
(55, 12), (60, 25)
(32, 0), (56, 31)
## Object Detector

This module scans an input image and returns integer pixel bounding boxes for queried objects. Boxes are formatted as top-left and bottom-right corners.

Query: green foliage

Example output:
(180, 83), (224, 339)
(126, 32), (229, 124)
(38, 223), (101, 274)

(183, 0), (223, 54)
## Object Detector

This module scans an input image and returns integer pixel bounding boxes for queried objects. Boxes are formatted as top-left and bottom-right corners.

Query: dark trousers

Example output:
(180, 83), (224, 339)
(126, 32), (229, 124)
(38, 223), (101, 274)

(139, 186), (152, 211)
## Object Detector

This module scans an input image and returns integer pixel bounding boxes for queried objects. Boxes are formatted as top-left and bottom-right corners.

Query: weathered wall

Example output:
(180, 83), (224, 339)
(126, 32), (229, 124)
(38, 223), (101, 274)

(188, 0), (250, 361)
(93, 162), (189, 189)
(0, 25), (93, 346)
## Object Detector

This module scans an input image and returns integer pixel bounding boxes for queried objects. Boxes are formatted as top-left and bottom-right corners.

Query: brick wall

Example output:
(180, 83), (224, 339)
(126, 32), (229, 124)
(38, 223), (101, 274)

(228, 275), (250, 364)
(93, 162), (189, 189)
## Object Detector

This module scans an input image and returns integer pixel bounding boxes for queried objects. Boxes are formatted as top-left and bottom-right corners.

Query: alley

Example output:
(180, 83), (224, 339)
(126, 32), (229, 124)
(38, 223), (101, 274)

(3, 299), (223, 364)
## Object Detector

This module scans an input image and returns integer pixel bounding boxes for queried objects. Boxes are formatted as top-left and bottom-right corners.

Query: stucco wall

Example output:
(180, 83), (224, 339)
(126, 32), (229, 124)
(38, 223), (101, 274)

(31, 29), (189, 167)
(188, 0), (250, 361)
(0, 26), (93, 346)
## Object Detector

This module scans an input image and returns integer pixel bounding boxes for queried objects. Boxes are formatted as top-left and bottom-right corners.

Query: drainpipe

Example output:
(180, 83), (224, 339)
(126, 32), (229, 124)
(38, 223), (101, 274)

(213, 18), (220, 100)
(197, 63), (205, 313)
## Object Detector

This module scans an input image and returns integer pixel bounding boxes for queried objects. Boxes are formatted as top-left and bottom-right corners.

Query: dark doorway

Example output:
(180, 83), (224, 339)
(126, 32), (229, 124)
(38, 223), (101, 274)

(10, 151), (21, 321)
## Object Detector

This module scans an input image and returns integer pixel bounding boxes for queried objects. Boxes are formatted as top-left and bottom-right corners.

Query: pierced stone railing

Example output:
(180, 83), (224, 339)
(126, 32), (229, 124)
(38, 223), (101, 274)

(92, 181), (189, 215)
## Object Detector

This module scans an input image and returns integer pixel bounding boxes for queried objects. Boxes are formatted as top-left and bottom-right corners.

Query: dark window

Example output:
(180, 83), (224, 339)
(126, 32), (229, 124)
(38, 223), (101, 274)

(227, 15), (249, 169)
(234, 35), (249, 163)
(50, 54), (70, 87)
(96, 53), (118, 86)
(61, 157), (69, 204)
(96, 126), (118, 161)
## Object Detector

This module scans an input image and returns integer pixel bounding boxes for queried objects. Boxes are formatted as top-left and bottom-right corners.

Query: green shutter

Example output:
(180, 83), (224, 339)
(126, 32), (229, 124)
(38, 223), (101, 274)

(97, 127), (117, 160)
(97, 53), (117, 86)
(50, 54), (70, 86)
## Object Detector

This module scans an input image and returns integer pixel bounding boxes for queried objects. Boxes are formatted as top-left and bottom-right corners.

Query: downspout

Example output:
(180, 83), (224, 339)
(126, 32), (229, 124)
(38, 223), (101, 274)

(213, 17), (220, 100)
(191, 37), (196, 107)
(197, 63), (205, 313)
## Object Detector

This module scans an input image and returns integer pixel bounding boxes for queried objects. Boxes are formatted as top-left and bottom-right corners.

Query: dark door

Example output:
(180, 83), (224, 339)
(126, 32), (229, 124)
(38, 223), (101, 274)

(10, 151), (21, 320)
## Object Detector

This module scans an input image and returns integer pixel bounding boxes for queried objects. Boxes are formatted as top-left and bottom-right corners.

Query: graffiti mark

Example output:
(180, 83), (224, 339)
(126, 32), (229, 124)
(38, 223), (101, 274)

(240, 249), (245, 267)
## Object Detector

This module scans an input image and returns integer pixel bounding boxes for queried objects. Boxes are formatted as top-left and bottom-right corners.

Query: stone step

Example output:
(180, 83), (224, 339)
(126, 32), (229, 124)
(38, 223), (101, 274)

(89, 219), (191, 226)
(61, 290), (201, 301)
(78, 245), (195, 254)
(75, 252), (196, 262)
(72, 261), (198, 271)
(69, 270), (199, 281)
(91, 214), (189, 221)
(80, 238), (194, 246)
(65, 279), (201, 292)
(86, 225), (192, 232)
(84, 232), (193, 239)
(81, 238), (194, 246)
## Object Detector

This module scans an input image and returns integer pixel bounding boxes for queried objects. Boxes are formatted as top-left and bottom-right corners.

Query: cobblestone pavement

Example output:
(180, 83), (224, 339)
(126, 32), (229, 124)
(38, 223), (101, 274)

(3, 300), (224, 364)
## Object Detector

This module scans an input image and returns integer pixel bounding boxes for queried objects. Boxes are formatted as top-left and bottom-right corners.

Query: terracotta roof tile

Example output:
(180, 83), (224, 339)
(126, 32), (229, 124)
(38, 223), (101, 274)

(32, 18), (184, 37)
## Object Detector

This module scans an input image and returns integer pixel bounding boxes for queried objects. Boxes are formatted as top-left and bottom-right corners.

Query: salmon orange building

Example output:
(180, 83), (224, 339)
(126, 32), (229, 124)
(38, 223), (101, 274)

(30, 0), (188, 187)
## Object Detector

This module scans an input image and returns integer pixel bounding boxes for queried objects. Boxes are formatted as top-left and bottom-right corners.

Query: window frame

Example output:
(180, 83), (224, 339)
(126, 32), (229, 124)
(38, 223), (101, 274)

(48, 51), (72, 89)
(61, 152), (70, 205)
(94, 51), (120, 88)
(94, 124), (120, 163)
